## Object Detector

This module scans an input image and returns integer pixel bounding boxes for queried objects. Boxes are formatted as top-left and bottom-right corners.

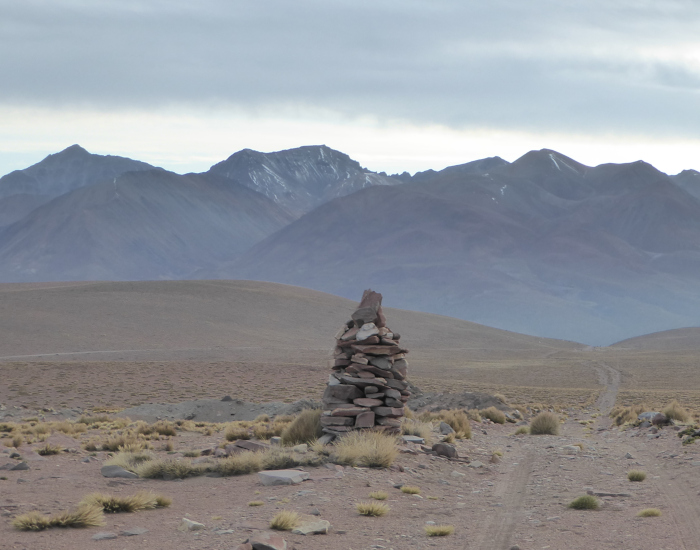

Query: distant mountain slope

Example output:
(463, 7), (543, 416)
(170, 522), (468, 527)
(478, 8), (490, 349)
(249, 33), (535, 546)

(0, 144), (154, 199)
(0, 193), (52, 227)
(0, 279), (578, 362)
(0, 170), (292, 281)
(206, 149), (700, 345)
(672, 169), (700, 200)
(208, 145), (401, 216)
(611, 327), (700, 350)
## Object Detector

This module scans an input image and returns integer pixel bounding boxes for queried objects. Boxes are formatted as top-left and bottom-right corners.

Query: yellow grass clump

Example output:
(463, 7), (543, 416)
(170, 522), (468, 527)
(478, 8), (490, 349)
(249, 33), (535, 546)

(637, 508), (662, 517)
(425, 524), (455, 536)
(401, 418), (433, 444)
(216, 451), (264, 476)
(480, 406), (506, 424)
(79, 491), (171, 513)
(369, 491), (388, 500)
(269, 510), (301, 530)
(513, 426), (529, 435)
(627, 470), (647, 482)
(333, 431), (398, 468)
(663, 400), (690, 422)
(104, 451), (154, 472)
(529, 412), (560, 435)
(13, 505), (105, 531)
(437, 409), (472, 439)
(610, 403), (648, 426)
(37, 443), (63, 456)
(356, 501), (389, 517)
(248, 500), (265, 506)
(568, 495), (599, 510)
(136, 458), (207, 479)
(280, 409), (322, 446)
(400, 485), (421, 495)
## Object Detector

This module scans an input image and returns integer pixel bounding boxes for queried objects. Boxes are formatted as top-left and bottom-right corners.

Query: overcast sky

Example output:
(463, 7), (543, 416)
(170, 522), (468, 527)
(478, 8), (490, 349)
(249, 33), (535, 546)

(1, 0), (699, 176)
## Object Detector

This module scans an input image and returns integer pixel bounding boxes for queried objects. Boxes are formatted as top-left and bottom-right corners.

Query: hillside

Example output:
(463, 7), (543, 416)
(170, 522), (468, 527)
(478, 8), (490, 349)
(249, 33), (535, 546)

(611, 327), (700, 350)
(0, 170), (293, 281)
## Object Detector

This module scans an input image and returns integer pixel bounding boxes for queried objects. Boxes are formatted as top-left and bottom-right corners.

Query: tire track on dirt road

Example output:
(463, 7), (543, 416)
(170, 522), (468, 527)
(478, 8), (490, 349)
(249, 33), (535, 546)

(467, 449), (534, 550)
(589, 360), (621, 416)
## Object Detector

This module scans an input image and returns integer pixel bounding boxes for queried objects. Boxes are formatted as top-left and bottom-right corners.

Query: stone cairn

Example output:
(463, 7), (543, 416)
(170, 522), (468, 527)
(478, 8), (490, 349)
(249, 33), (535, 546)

(321, 289), (410, 439)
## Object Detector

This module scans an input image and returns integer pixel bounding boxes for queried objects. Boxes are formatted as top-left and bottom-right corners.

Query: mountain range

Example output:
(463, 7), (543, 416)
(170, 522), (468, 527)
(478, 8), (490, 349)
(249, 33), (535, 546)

(1, 143), (699, 345)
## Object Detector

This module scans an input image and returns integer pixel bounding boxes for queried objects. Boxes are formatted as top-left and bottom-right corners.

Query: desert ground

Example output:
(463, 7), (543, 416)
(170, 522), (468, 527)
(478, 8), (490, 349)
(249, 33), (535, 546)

(1, 280), (699, 549)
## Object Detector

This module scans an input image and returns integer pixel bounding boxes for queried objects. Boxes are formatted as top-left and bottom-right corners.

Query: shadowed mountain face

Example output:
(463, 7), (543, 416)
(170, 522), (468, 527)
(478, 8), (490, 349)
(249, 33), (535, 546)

(208, 145), (401, 216)
(0, 144), (154, 200)
(0, 170), (293, 281)
(207, 149), (700, 345)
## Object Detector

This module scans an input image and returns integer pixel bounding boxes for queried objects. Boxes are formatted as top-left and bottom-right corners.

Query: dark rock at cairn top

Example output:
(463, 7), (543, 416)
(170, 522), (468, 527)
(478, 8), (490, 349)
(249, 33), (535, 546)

(322, 289), (410, 438)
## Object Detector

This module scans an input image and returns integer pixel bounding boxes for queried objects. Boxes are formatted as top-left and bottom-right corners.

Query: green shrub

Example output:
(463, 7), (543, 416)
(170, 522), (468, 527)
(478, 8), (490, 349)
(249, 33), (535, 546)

(568, 495), (599, 510)
(627, 470), (646, 482)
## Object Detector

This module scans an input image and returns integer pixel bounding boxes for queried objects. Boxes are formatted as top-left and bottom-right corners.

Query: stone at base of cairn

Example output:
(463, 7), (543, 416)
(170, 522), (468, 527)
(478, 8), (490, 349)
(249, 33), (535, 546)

(321, 289), (410, 441)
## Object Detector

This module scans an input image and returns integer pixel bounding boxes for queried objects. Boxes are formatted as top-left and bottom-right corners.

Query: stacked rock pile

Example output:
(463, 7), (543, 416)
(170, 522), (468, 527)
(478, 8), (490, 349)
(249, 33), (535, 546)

(321, 290), (410, 438)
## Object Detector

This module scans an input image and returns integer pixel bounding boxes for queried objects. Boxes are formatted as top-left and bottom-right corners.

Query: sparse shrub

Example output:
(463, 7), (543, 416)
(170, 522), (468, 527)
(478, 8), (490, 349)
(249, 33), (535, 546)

(13, 505), (105, 531)
(401, 418), (433, 444)
(466, 409), (482, 422)
(480, 406), (506, 424)
(627, 470), (646, 482)
(51, 421), (87, 435)
(248, 500), (264, 506)
(37, 443), (63, 456)
(252, 421), (287, 440)
(663, 400), (689, 422)
(9, 434), (23, 448)
(254, 414), (271, 423)
(403, 406), (415, 419)
(637, 508), (662, 517)
(425, 525), (454, 536)
(224, 422), (251, 441)
(333, 431), (398, 468)
(101, 433), (152, 452)
(610, 404), (647, 426)
(161, 440), (174, 452)
(356, 501), (389, 516)
(0, 422), (15, 433)
(369, 491), (388, 500)
(182, 450), (201, 457)
(77, 415), (111, 426)
(104, 451), (154, 472)
(269, 510), (301, 530)
(513, 426), (529, 435)
(280, 409), (322, 446)
(568, 495), (599, 510)
(215, 451), (263, 476)
(443, 433), (456, 443)
(79, 491), (171, 513)
(493, 393), (508, 404)
(437, 410), (471, 439)
(401, 486), (421, 495)
(529, 412), (560, 435)
(136, 458), (206, 479)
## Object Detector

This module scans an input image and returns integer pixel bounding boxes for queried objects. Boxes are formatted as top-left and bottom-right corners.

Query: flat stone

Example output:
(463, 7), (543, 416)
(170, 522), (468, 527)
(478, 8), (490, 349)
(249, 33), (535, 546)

(292, 444), (308, 453)
(350, 354), (369, 365)
(368, 356), (392, 370)
(374, 406), (404, 417)
(376, 417), (401, 427)
(120, 527), (148, 536)
(320, 416), (353, 426)
(292, 519), (331, 535)
(323, 384), (364, 402)
(101, 465), (138, 479)
(356, 323), (380, 342)
(384, 397), (403, 407)
(250, 531), (288, 550)
(468, 460), (485, 468)
(10, 462), (29, 471)
(270, 437), (282, 446)
(402, 435), (425, 444)
(385, 379), (408, 390)
(317, 434), (335, 445)
(258, 469), (310, 486)
(92, 532), (118, 540)
(330, 406), (369, 417)
(351, 344), (401, 356)
(638, 411), (661, 421)
(353, 398), (384, 408)
(354, 411), (375, 428)
(340, 326), (360, 341)
(178, 518), (205, 531)
(234, 440), (271, 452)
(352, 290), (382, 326)
(338, 374), (387, 388)
(562, 445), (580, 454)
(384, 388), (402, 400)
(235, 543), (254, 550)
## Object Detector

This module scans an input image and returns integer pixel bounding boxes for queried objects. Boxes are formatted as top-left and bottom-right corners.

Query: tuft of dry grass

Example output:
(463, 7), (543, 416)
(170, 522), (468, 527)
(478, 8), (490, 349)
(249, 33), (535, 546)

(637, 508), (662, 517)
(37, 443), (63, 456)
(136, 458), (206, 479)
(401, 418), (433, 444)
(280, 409), (322, 446)
(333, 431), (398, 468)
(248, 500), (265, 506)
(101, 432), (152, 452)
(400, 486), (421, 495)
(513, 426), (529, 435)
(356, 501), (389, 517)
(529, 412), (560, 435)
(627, 470), (647, 482)
(13, 505), (105, 531)
(663, 400), (689, 422)
(442, 432), (456, 443)
(425, 524), (455, 536)
(369, 491), (388, 500)
(269, 510), (301, 530)
(224, 422), (251, 441)
(610, 403), (648, 426)
(437, 409), (471, 439)
(480, 406), (506, 424)
(568, 495), (599, 510)
(104, 451), (154, 472)
(216, 451), (264, 476)
(79, 491), (171, 513)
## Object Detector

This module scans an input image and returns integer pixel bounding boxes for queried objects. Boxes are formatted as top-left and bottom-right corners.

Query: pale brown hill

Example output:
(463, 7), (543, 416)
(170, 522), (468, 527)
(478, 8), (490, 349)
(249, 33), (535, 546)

(0, 279), (578, 364)
(611, 327), (700, 350)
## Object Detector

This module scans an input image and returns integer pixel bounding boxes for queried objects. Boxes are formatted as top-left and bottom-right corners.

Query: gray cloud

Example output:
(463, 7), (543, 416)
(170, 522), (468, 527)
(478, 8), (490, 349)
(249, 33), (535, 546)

(1, 0), (700, 137)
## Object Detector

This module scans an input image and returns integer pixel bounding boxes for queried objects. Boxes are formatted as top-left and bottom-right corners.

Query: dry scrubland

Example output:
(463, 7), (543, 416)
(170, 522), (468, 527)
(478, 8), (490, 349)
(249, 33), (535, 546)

(2, 280), (700, 548)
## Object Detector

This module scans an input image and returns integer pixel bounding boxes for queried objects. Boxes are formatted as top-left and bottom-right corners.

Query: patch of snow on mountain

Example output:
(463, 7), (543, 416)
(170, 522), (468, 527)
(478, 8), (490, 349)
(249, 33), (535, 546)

(549, 153), (561, 171)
